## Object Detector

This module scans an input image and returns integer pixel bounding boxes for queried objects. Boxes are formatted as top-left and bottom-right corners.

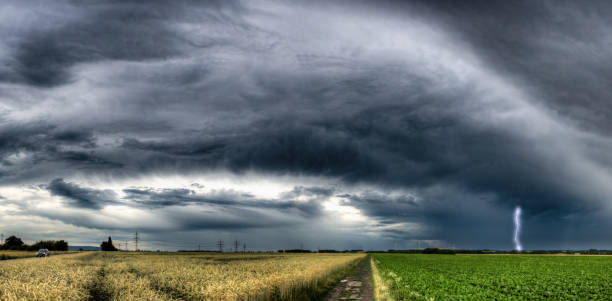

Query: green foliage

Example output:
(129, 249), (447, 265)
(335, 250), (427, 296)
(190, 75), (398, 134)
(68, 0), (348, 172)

(3, 235), (24, 249)
(422, 248), (456, 254)
(0, 236), (69, 251)
(372, 254), (612, 300)
(100, 237), (118, 251)
(29, 240), (69, 251)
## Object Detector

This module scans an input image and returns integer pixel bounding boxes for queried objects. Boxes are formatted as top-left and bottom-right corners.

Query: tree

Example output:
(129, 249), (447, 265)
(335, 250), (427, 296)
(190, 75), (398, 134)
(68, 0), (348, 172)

(4, 235), (24, 250)
(100, 236), (118, 251)
(54, 240), (69, 251)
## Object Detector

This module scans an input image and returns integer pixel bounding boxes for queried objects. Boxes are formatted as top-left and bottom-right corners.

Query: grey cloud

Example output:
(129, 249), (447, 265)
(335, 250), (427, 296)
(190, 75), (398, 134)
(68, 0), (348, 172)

(411, 0), (612, 134)
(0, 123), (94, 155)
(122, 185), (326, 217)
(1, 0), (612, 250)
(116, 98), (600, 218)
(162, 207), (295, 232)
(32, 182), (331, 233)
(0, 0), (230, 87)
(47, 178), (117, 209)
(0, 123), (122, 183)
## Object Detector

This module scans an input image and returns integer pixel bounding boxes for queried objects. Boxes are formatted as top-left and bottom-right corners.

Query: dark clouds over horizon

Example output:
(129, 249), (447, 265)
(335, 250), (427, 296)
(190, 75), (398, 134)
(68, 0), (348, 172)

(1, 0), (612, 250)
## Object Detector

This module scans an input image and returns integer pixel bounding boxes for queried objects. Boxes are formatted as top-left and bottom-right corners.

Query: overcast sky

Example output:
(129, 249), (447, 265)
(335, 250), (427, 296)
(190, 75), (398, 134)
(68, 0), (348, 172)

(1, 0), (612, 251)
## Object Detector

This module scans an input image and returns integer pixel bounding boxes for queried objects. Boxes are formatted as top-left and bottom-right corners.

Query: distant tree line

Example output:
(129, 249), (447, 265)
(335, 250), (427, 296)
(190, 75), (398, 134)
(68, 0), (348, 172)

(276, 249), (365, 253)
(366, 248), (456, 254)
(0, 235), (68, 251)
(317, 249), (365, 253)
(422, 248), (456, 254)
(364, 249), (612, 255)
(279, 249), (312, 253)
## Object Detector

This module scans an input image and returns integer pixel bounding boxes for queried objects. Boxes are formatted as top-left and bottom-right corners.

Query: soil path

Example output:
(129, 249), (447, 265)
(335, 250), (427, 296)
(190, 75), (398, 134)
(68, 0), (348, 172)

(326, 256), (373, 301)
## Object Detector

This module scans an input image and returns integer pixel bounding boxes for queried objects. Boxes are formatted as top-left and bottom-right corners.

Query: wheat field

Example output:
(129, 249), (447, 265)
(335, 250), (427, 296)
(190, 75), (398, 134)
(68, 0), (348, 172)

(0, 250), (74, 260)
(0, 252), (364, 301)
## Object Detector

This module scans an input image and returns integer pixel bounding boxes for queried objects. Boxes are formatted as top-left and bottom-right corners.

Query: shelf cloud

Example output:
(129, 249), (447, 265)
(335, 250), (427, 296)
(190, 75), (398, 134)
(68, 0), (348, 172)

(1, 0), (612, 250)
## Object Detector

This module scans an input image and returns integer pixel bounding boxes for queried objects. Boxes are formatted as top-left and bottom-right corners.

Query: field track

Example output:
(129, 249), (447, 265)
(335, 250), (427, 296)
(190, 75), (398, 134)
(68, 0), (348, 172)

(326, 256), (373, 301)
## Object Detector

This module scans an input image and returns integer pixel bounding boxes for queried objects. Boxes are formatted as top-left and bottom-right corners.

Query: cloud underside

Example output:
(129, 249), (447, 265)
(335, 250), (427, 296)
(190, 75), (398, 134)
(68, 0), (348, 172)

(1, 0), (612, 249)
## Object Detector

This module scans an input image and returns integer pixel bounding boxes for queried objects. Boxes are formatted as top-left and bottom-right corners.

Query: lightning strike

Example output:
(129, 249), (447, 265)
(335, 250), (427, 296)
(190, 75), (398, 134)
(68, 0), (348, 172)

(513, 206), (522, 252)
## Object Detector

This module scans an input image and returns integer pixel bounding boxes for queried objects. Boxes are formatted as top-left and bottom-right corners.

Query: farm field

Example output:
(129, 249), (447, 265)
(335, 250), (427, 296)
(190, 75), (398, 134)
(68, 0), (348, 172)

(0, 251), (364, 301)
(0, 250), (74, 260)
(371, 254), (612, 300)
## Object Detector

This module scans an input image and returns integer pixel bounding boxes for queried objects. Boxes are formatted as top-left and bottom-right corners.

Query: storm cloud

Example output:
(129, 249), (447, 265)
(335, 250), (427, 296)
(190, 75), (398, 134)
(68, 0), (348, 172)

(47, 178), (117, 209)
(1, 0), (612, 250)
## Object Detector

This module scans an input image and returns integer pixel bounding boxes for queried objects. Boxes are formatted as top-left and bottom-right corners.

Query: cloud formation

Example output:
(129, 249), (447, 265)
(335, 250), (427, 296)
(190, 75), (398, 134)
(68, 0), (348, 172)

(1, 0), (612, 250)
(47, 178), (117, 209)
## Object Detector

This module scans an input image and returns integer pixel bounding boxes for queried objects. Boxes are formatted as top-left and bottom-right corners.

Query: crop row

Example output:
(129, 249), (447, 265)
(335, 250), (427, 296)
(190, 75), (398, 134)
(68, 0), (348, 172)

(371, 254), (612, 300)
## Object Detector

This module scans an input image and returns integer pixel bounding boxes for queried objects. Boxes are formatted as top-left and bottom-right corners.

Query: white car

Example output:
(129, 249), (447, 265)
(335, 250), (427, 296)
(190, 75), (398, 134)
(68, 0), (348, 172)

(36, 249), (49, 257)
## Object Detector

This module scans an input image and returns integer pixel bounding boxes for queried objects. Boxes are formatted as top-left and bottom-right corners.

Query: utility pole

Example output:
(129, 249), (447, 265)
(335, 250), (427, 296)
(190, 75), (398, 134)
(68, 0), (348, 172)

(198, 244), (201, 251)
(1, 233), (3, 245)
(243, 242), (246, 253)
(134, 232), (139, 251)
(216, 240), (224, 252)
(234, 240), (239, 252)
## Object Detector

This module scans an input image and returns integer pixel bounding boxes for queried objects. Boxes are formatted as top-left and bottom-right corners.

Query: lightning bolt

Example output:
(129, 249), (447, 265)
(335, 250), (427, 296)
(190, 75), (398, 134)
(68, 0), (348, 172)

(513, 206), (522, 252)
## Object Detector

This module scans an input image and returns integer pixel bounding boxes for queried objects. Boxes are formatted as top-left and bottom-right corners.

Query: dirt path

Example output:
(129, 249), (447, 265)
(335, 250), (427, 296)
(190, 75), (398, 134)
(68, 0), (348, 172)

(326, 256), (373, 301)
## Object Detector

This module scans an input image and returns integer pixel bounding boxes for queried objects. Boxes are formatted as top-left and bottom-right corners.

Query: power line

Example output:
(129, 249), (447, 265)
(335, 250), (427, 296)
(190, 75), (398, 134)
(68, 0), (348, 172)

(134, 231), (139, 251)
(216, 240), (224, 252)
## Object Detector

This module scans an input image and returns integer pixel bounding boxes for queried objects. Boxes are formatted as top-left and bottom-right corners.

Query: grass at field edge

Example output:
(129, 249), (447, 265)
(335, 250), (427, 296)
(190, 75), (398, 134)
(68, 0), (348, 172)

(371, 256), (393, 301)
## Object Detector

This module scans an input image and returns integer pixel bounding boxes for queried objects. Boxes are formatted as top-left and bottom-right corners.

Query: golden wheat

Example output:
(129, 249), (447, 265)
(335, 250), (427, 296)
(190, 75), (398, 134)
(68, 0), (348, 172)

(0, 252), (97, 301)
(0, 251), (37, 259)
(0, 252), (364, 301)
(0, 250), (77, 260)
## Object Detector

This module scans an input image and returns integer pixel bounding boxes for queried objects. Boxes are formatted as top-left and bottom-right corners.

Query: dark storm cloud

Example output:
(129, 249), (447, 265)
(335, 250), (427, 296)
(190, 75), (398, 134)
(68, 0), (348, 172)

(2, 0), (612, 249)
(42, 174), (328, 217)
(0, 122), (121, 183)
(0, 0), (197, 87)
(0, 123), (94, 155)
(410, 0), (612, 133)
(118, 99), (599, 217)
(123, 185), (325, 217)
(35, 180), (329, 232)
(47, 178), (117, 209)
(339, 192), (419, 222)
(121, 123), (381, 179)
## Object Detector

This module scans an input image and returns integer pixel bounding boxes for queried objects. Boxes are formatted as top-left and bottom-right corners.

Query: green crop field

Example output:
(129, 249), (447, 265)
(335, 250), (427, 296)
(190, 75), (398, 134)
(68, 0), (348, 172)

(371, 254), (612, 300)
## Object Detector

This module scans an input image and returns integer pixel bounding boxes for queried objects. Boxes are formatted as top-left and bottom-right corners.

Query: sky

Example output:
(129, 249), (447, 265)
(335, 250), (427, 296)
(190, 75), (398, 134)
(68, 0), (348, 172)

(1, 0), (612, 251)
